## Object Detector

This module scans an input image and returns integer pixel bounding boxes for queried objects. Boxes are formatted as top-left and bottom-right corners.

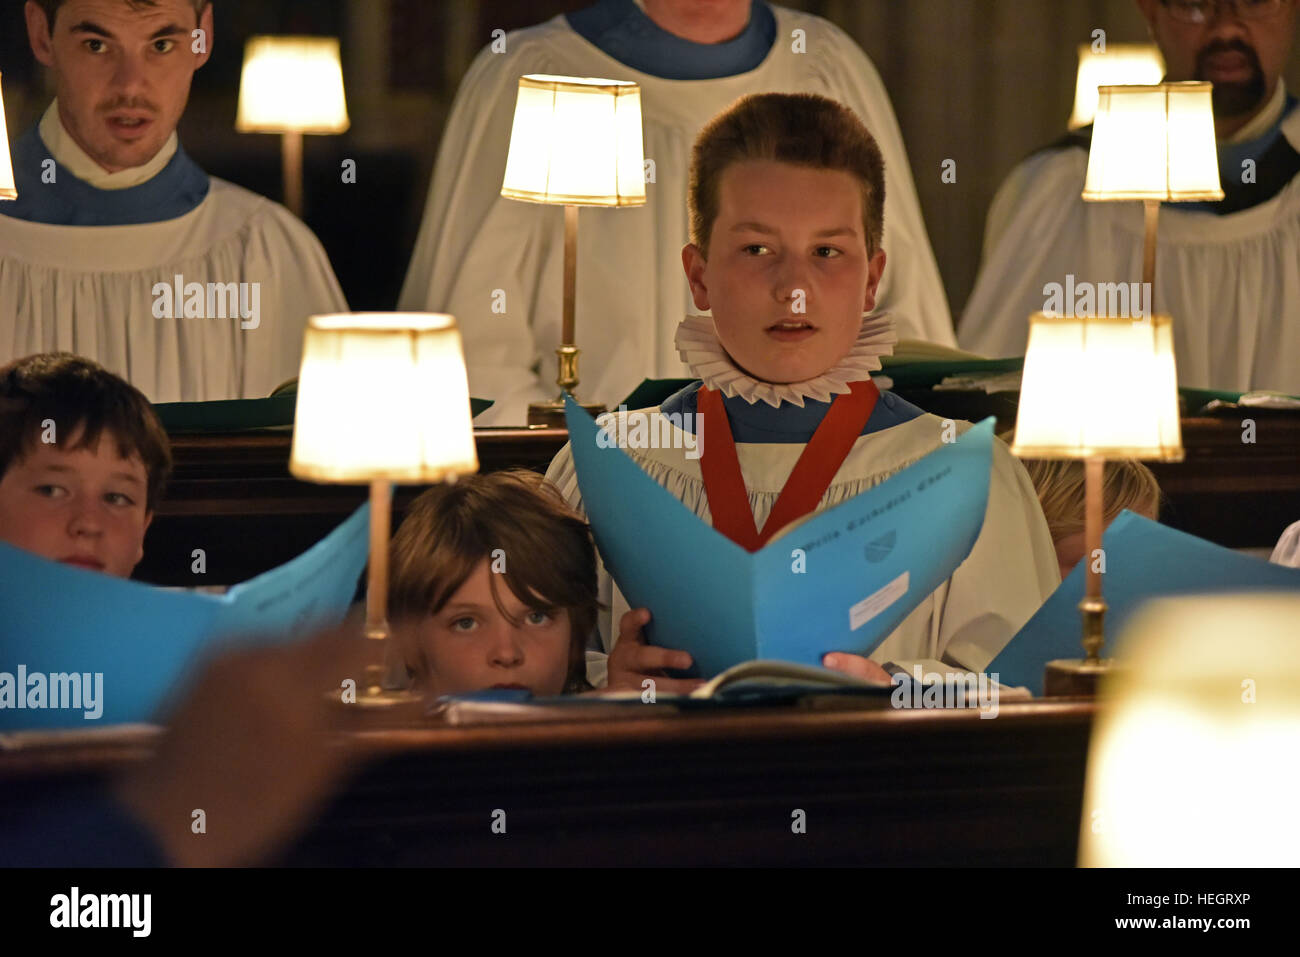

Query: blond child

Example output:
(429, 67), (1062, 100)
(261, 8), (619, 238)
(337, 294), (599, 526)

(1016, 454), (1162, 581)
(546, 93), (1061, 690)
(389, 469), (599, 697)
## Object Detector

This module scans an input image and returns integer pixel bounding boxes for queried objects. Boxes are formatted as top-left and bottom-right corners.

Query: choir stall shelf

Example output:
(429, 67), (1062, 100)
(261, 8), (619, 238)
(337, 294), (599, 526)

(289, 699), (1096, 867)
(0, 700), (1096, 867)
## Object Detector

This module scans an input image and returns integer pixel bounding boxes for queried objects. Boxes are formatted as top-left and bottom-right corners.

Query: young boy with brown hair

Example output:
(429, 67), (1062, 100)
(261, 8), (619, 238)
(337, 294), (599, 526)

(0, 352), (171, 578)
(547, 92), (1061, 690)
(389, 469), (599, 697)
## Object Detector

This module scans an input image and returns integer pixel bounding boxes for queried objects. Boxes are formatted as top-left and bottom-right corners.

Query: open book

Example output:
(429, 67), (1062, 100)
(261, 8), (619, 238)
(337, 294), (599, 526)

(564, 396), (996, 677)
(427, 658), (1030, 726)
(694, 659), (1030, 708)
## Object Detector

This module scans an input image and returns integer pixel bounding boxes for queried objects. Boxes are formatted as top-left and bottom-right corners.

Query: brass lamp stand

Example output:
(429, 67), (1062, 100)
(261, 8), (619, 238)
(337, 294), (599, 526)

(1142, 199), (1159, 299)
(528, 205), (605, 427)
(349, 478), (422, 707)
(281, 129), (304, 219)
(499, 76), (647, 426)
(1044, 457), (1113, 696)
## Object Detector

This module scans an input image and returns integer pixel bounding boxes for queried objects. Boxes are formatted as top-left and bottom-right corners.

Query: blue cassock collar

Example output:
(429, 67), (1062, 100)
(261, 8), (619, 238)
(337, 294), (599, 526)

(567, 0), (776, 80)
(1176, 96), (1300, 215)
(660, 380), (926, 443)
(1217, 95), (1299, 171)
(0, 126), (211, 227)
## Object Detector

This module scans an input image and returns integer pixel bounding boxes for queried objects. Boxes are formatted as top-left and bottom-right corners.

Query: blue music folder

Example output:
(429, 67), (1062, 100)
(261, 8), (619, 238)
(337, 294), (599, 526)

(988, 511), (1300, 694)
(0, 503), (370, 730)
(564, 396), (995, 677)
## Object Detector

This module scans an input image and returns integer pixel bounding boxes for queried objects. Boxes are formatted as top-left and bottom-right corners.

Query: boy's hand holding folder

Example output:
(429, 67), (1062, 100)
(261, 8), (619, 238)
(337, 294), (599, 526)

(606, 608), (704, 694)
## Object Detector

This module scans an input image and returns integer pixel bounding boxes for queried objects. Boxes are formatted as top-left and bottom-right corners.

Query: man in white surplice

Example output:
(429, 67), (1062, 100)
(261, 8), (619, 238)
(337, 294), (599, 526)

(399, 0), (954, 425)
(0, 0), (347, 401)
(960, 0), (1300, 395)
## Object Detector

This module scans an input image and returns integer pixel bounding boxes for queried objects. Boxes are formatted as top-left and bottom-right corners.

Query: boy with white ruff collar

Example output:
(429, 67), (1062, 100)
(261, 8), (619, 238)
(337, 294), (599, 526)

(546, 93), (1060, 690)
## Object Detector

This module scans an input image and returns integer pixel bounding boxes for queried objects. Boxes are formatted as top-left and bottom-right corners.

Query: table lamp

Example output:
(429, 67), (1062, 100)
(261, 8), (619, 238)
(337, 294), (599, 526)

(290, 313), (479, 706)
(0, 73), (16, 201)
(1011, 313), (1184, 696)
(1068, 44), (1165, 130)
(236, 36), (350, 218)
(1083, 83), (1223, 307)
(1079, 592), (1300, 865)
(500, 74), (646, 426)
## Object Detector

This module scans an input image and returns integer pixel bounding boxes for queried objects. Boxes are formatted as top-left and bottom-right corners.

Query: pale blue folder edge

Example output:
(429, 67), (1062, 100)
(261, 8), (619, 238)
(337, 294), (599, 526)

(0, 503), (370, 730)
(989, 510), (1300, 695)
(564, 395), (995, 677)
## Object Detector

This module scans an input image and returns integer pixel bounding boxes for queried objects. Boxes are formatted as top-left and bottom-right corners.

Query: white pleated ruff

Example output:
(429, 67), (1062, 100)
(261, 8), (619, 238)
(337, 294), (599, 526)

(673, 312), (897, 407)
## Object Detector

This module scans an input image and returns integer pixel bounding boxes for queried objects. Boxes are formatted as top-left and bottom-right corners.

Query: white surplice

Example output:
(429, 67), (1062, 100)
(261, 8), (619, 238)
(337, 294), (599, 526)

(960, 97), (1300, 395)
(399, 6), (955, 424)
(0, 104), (347, 402)
(0, 183), (348, 401)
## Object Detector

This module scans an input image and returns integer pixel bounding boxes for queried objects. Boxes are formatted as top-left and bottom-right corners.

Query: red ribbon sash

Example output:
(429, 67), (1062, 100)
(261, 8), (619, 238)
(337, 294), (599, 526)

(697, 380), (880, 551)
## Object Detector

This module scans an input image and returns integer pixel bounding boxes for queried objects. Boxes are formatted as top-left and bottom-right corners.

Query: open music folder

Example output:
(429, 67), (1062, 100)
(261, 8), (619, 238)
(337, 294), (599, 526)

(0, 504), (370, 730)
(564, 396), (995, 677)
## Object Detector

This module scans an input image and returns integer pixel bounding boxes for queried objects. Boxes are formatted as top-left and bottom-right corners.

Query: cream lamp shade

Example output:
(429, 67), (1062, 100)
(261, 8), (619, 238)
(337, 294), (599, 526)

(1011, 313), (1183, 461)
(1079, 592), (1300, 866)
(1069, 44), (1165, 130)
(1083, 83), (1223, 202)
(236, 36), (350, 134)
(0, 73), (16, 200)
(501, 74), (646, 206)
(290, 314), (479, 483)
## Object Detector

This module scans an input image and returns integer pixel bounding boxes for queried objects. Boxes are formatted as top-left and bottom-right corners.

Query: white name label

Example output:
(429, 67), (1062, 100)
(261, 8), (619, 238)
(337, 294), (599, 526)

(849, 571), (909, 631)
